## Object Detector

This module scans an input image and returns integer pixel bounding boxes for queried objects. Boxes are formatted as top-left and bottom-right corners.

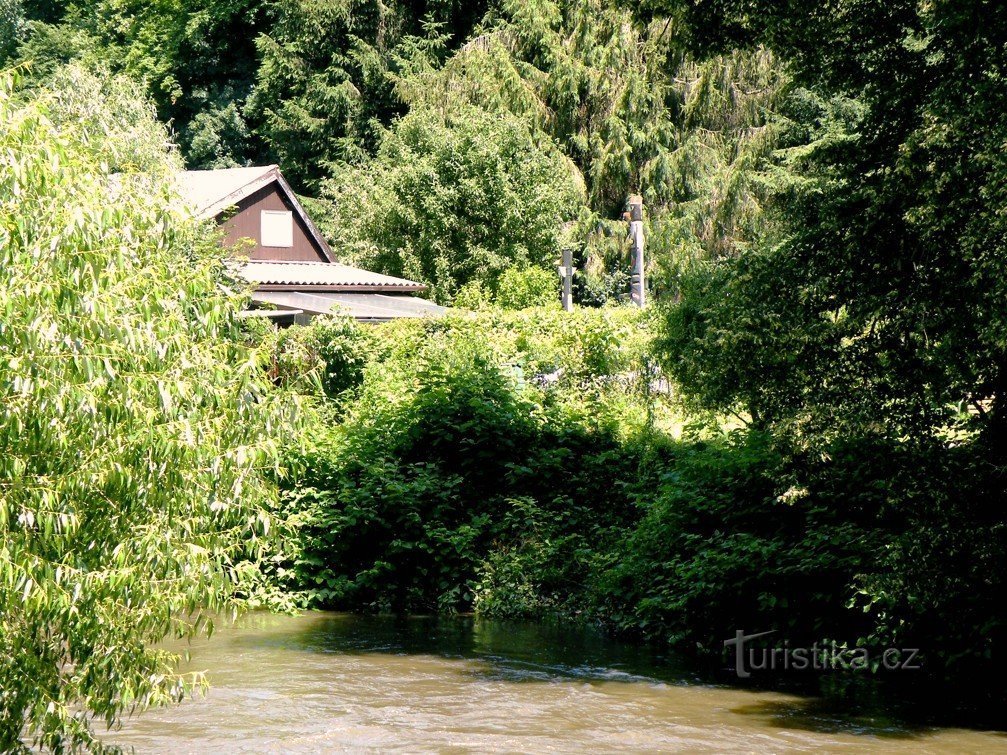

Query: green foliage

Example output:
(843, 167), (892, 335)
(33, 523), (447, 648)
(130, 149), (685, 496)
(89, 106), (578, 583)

(0, 0), (25, 62)
(651, 0), (1007, 440)
(323, 105), (584, 303)
(452, 280), (493, 310)
(495, 266), (560, 310)
(848, 442), (1007, 678)
(30, 63), (179, 174)
(275, 308), (663, 613)
(182, 97), (251, 169)
(246, 0), (489, 189)
(398, 0), (790, 295)
(10, 0), (795, 309)
(8, 20), (99, 80)
(14, 0), (266, 168)
(7, 0), (1005, 698)
(640, 0), (1007, 677)
(258, 315), (374, 402)
(0, 71), (281, 749)
(594, 433), (874, 646)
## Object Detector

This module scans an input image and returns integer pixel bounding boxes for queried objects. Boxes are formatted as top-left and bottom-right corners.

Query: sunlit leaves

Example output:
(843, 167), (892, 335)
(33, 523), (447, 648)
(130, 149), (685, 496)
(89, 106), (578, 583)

(322, 105), (584, 303)
(0, 70), (280, 750)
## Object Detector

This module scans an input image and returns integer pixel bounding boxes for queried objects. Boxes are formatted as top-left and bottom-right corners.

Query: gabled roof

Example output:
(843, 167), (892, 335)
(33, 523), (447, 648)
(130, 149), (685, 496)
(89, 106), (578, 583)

(177, 164), (335, 263)
(241, 260), (425, 292)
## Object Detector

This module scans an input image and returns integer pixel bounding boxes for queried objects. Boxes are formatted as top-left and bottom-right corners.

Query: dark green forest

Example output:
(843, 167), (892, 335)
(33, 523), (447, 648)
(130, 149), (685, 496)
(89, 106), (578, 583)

(3, 0), (1007, 748)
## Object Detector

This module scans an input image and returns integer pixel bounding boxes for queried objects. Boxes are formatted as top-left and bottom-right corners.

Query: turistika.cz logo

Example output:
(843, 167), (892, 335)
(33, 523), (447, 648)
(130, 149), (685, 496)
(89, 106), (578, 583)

(723, 630), (922, 678)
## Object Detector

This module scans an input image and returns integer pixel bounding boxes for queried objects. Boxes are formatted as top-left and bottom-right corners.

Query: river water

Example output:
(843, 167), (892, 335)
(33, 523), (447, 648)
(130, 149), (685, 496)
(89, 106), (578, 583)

(111, 612), (1006, 753)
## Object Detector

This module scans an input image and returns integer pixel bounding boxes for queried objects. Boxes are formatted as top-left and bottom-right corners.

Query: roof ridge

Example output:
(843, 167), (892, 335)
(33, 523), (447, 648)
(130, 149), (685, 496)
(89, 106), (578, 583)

(245, 259), (344, 265)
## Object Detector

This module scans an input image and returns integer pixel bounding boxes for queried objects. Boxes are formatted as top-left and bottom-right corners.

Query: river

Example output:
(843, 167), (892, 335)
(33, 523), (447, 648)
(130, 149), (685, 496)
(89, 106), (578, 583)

(110, 612), (1007, 753)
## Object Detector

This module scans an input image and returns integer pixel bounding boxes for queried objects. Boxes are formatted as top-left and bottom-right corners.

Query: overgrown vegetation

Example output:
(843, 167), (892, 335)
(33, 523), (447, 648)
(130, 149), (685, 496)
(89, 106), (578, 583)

(3, 0), (1007, 747)
(261, 309), (662, 615)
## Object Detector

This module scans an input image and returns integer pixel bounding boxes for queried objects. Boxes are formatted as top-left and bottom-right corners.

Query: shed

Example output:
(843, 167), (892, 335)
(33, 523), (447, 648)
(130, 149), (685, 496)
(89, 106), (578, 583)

(177, 165), (444, 323)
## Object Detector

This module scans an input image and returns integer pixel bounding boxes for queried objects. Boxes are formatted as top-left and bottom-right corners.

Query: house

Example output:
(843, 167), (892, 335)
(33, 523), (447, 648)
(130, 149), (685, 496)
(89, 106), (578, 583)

(177, 165), (445, 324)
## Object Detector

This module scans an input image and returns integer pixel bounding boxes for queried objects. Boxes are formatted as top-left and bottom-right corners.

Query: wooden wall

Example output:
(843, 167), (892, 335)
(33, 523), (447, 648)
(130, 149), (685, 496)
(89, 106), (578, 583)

(219, 183), (327, 262)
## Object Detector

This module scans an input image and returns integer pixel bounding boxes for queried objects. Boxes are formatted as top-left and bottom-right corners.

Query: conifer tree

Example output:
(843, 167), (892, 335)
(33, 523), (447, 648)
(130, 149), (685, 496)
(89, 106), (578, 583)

(392, 0), (790, 297)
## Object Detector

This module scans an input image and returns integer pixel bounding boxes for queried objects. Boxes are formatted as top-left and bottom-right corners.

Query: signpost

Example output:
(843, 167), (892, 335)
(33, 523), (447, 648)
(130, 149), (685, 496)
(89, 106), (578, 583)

(560, 246), (574, 312)
(628, 195), (645, 308)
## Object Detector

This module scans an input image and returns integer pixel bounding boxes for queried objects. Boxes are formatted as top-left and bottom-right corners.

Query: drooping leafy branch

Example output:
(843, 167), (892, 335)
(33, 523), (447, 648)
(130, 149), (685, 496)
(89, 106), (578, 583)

(0, 67), (283, 750)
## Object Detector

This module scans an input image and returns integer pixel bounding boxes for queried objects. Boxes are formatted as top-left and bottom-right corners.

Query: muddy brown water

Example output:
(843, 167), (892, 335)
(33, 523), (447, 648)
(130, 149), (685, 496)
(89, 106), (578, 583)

(110, 612), (1007, 753)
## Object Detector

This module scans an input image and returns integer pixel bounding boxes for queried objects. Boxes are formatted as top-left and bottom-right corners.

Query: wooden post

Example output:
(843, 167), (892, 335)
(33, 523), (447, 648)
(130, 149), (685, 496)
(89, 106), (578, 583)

(628, 195), (645, 308)
(560, 246), (574, 312)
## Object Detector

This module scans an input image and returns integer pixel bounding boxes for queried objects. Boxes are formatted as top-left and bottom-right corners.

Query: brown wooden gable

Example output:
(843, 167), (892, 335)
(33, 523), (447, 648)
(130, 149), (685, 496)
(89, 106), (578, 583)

(218, 181), (329, 263)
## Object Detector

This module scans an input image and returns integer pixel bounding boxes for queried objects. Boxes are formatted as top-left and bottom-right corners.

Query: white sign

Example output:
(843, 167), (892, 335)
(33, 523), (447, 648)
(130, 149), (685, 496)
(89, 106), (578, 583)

(261, 210), (294, 248)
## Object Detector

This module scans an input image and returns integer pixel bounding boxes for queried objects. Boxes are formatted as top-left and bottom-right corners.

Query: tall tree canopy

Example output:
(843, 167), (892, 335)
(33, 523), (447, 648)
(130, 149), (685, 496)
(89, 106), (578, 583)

(646, 0), (1007, 448)
(337, 0), (788, 299)
(9, 0), (792, 299)
(247, 0), (490, 190)
(0, 67), (280, 750)
(10, 0), (265, 166)
(323, 104), (584, 303)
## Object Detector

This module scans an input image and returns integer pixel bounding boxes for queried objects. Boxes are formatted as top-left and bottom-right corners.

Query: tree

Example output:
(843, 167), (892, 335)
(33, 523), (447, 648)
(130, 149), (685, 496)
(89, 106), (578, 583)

(0, 68), (280, 750)
(394, 0), (790, 298)
(0, 0), (24, 62)
(646, 0), (1007, 447)
(643, 0), (1007, 675)
(12, 0), (266, 168)
(247, 0), (490, 191)
(323, 104), (584, 303)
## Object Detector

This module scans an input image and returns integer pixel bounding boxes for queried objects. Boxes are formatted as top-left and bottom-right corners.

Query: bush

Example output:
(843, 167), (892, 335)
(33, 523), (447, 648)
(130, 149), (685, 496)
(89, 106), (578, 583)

(323, 105), (584, 303)
(278, 309), (664, 613)
(257, 316), (373, 402)
(274, 307), (1007, 688)
(496, 266), (560, 310)
(593, 433), (876, 648)
(843, 440), (1007, 681)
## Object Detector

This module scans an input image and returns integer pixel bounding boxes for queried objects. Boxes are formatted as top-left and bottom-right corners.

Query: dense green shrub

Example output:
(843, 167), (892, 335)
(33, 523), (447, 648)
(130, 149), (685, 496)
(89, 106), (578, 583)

(277, 308), (664, 613)
(495, 266), (561, 310)
(842, 440), (1007, 680)
(256, 316), (374, 402)
(0, 0), (23, 62)
(593, 433), (877, 647)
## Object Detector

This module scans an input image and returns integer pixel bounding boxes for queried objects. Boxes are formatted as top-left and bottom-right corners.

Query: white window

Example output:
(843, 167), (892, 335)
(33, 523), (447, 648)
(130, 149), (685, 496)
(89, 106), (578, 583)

(260, 210), (294, 247)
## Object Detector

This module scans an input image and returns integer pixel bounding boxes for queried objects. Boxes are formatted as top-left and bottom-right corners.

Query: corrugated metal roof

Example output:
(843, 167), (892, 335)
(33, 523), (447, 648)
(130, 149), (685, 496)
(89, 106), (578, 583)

(177, 166), (277, 219)
(241, 261), (424, 291)
(251, 291), (447, 321)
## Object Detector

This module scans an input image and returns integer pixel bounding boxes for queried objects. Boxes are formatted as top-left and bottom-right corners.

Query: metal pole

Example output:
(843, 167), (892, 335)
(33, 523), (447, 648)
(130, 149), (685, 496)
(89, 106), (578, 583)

(628, 195), (645, 308)
(561, 246), (574, 312)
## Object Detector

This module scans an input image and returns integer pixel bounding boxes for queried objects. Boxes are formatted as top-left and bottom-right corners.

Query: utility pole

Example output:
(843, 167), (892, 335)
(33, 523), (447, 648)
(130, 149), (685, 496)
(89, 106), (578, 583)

(560, 246), (574, 312)
(628, 194), (645, 308)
